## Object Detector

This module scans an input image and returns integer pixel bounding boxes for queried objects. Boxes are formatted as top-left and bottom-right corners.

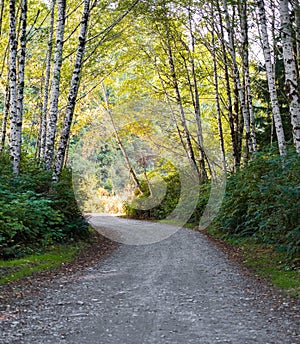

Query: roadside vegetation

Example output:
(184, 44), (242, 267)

(0, 153), (90, 260)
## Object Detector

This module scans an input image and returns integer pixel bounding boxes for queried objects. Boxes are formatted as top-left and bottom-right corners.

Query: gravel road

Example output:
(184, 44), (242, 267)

(0, 216), (299, 344)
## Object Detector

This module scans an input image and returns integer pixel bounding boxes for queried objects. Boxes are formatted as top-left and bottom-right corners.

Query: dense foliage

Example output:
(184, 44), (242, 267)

(214, 149), (300, 258)
(0, 153), (89, 259)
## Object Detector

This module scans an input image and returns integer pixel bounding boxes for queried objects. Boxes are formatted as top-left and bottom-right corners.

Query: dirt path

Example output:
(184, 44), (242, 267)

(0, 216), (299, 343)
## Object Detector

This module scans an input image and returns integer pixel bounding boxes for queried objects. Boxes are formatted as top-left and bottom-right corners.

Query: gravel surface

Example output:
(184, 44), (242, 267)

(0, 217), (299, 344)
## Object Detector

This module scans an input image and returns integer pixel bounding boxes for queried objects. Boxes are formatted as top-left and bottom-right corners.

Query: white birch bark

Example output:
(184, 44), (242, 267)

(14, 0), (27, 169)
(279, 0), (300, 153)
(9, 0), (19, 174)
(257, 0), (287, 156)
(45, 0), (66, 170)
(40, 0), (56, 161)
(53, 0), (90, 182)
(291, 0), (300, 68)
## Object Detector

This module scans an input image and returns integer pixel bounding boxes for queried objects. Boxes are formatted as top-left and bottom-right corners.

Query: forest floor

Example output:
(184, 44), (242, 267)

(0, 215), (299, 343)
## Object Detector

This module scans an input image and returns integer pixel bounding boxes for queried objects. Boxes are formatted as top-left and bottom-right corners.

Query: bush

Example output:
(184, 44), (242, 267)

(123, 170), (181, 220)
(0, 154), (89, 259)
(214, 148), (300, 258)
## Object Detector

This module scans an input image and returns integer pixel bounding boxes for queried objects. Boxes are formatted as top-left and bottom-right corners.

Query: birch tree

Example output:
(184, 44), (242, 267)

(52, 0), (90, 182)
(279, 0), (300, 153)
(39, 0), (56, 161)
(9, 0), (19, 174)
(238, 0), (257, 153)
(257, 0), (287, 156)
(15, 0), (28, 163)
(45, 0), (66, 170)
(216, 0), (241, 170)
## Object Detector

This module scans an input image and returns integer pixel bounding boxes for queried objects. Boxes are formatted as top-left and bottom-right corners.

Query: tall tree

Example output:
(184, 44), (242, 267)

(238, 0), (257, 153)
(9, 0), (19, 174)
(39, 0), (56, 161)
(279, 0), (300, 153)
(257, 0), (287, 156)
(45, 0), (66, 170)
(53, 0), (91, 182)
(222, 0), (253, 157)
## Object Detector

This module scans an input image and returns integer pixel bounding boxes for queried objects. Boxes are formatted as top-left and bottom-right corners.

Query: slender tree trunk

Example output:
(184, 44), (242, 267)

(211, 5), (226, 172)
(292, 0), (300, 70)
(166, 39), (198, 174)
(14, 0), (27, 166)
(40, 0), (56, 161)
(257, 0), (287, 156)
(238, 0), (257, 153)
(45, 0), (66, 170)
(9, 0), (19, 174)
(152, 54), (188, 160)
(216, 0), (240, 170)
(101, 83), (143, 194)
(187, 6), (207, 181)
(222, 0), (253, 157)
(0, 81), (10, 152)
(279, 0), (300, 153)
(53, 0), (91, 182)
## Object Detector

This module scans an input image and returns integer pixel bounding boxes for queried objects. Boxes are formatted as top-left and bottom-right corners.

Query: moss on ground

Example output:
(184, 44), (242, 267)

(0, 243), (86, 284)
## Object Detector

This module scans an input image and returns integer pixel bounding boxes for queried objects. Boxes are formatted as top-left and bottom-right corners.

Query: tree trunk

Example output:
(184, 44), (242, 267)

(222, 0), (253, 157)
(216, 0), (240, 170)
(14, 0), (27, 167)
(211, 4), (226, 173)
(257, 0), (287, 156)
(101, 83), (143, 194)
(9, 0), (19, 174)
(238, 0), (257, 153)
(166, 39), (198, 174)
(292, 0), (300, 70)
(40, 0), (56, 161)
(52, 0), (90, 182)
(0, 80), (10, 152)
(279, 0), (300, 153)
(187, 5), (207, 181)
(45, 0), (66, 170)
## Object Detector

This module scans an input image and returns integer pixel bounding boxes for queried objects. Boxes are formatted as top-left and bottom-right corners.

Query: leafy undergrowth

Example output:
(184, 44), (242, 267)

(0, 243), (85, 285)
(206, 226), (300, 298)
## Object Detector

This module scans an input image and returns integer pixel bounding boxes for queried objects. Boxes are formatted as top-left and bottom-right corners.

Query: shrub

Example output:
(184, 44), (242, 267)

(0, 154), (89, 259)
(214, 148), (300, 258)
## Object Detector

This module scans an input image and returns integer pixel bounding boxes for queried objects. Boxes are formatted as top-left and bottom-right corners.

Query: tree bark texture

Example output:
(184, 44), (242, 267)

(45, 0), (66, 170)
(279, 0), (300, 153)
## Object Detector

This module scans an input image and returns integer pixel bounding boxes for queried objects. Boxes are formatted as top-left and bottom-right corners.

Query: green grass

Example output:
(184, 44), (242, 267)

(0, 244), (85, 284)
(205, 226), (300, 298)
(241, 244), (300, 298)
